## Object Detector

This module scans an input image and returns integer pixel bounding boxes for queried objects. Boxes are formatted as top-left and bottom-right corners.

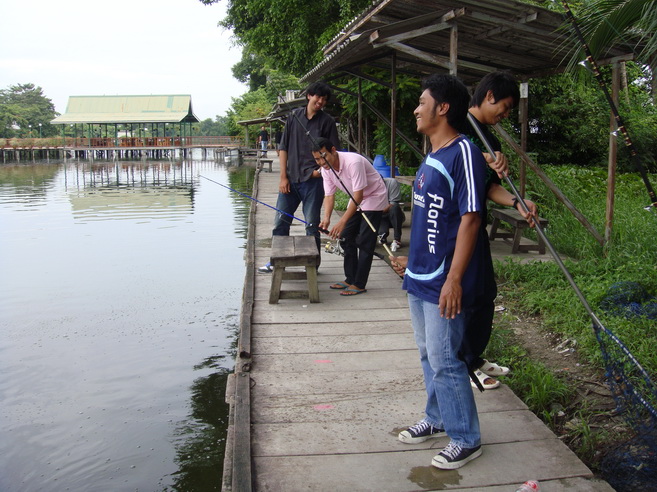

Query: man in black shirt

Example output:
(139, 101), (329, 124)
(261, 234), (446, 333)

(462, 71), (537, 390)
(258, 81), (340, 273)
(258, 126), (269, 157)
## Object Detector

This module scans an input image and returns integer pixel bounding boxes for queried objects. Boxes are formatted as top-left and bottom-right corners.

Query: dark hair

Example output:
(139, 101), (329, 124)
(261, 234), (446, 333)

(306, 81), (332, 102)
(311, 137), (334, 153)
(421, 74), (470, 131)
(470, 71), (520, 108)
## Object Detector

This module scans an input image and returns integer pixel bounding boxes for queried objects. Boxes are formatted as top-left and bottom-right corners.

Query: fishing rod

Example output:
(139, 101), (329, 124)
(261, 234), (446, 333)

(471, 112), (657, 409)
(198, 174), (329, 234)
(275, 85), (396, 258)
(560, 0), (657, 215)
(468, 112), (606, 328)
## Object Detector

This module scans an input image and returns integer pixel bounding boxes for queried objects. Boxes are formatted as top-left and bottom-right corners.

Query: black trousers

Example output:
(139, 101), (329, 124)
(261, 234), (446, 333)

(462, 233), (497, 371)
(378, 203), (406, 242)
(341, 210), (382, 290)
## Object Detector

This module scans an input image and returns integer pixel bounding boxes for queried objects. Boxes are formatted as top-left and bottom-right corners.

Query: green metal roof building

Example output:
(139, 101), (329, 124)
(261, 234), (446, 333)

(51, 95), (200, 143)
(52, 95), (199, 124)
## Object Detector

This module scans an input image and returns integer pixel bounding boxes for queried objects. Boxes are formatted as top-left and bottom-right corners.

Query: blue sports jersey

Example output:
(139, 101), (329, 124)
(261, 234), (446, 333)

(402, 136), (487, 306)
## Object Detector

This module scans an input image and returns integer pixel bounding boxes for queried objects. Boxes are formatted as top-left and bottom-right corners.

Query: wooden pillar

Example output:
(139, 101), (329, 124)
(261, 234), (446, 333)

(449, 24), (458, 75)
(358, 78), (363, 155)
(390, 52), (397, 177)
(519, 81), (529, 197)
(605, 60), (621, 246)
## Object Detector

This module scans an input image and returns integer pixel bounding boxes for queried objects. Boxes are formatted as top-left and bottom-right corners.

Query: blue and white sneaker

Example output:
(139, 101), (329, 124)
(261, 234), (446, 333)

(257, 262), (273, 273)
(398, 420), (445, 444)
(431, 441), (482, 469)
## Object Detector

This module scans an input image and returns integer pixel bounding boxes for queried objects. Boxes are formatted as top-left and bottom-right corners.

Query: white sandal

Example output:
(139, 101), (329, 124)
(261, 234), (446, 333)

(479, 359), (509, 377)
(471, 369), (500, 390)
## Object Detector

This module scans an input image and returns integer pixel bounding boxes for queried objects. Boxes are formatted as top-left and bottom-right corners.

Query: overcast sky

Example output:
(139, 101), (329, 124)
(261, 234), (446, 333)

(0, 0), (248, 121)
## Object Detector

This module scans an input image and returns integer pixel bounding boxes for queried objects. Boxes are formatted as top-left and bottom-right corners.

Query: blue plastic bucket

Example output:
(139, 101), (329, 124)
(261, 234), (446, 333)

(372, 155), (399, 177)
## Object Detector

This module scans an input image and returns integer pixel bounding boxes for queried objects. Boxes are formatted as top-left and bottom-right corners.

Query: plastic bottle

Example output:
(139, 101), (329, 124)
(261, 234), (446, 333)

(515, 480), (540, 492)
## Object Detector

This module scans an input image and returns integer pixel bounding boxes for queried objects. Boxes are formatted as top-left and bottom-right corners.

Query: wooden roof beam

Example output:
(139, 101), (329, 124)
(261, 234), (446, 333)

(385, 41), (496, 74)
(474, 11), (538, 40)
(467, 10), (564, 38)
(368, 9), (465, 48)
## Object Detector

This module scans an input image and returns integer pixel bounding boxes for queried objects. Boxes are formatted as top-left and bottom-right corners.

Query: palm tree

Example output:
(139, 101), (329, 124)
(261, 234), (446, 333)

(573, 0), (657, 96)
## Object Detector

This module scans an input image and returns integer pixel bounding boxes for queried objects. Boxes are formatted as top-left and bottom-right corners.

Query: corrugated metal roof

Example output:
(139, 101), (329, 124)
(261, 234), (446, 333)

(301, 0), (638, 84)
(51, 95), (199, 124)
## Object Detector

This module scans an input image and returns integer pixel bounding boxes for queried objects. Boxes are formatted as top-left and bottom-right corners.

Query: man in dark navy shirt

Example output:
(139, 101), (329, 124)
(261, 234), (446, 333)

(391, 74), (487, 470)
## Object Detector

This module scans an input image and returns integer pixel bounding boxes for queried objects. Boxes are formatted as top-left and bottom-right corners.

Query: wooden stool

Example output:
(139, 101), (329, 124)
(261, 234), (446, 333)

(489, 208), (549, 254)
(257, 158), (273, 172)
(269, 236), (320, 304)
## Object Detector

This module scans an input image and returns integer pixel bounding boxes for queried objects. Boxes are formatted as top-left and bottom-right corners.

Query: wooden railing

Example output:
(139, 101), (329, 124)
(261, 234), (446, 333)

(1, 136), (244, 149)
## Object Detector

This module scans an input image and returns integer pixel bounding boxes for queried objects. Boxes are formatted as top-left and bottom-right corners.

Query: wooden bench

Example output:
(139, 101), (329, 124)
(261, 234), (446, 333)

(257, 157), (273, 172)
(269, 236), (320, 304)
(489, 208), (549, 254)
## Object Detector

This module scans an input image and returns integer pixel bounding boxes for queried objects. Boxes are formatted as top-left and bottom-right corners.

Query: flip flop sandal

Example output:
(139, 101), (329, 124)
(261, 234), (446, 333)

(479, 359), (510, 377)
(340, 288), (367, 296)
(329, 282), (349, 290)
(470, 370), (500, 390)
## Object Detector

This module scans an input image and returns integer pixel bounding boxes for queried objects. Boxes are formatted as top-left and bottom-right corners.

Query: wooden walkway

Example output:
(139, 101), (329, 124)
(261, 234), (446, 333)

(222, 156), (613, 491)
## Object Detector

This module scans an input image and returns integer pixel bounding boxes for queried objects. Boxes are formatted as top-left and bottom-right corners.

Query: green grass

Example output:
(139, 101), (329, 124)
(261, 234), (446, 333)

(495, 166), (657, 377)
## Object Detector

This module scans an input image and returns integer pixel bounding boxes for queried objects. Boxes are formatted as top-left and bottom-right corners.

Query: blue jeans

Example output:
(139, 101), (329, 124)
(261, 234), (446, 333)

(272, 177), (324, 252)
(408, 293), (481, 449)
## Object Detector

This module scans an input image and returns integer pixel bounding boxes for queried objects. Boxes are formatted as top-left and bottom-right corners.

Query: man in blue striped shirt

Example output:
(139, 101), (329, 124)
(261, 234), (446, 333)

(392, 74), (488, 470)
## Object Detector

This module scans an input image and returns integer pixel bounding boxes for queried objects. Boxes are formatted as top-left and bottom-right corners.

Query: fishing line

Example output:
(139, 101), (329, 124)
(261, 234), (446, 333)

(198, 174), (329, 234)
(560, 0), (657, 214)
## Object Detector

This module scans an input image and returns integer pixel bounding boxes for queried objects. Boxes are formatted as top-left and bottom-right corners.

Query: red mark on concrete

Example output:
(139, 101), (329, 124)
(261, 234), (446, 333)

(313, 404), (334, 410)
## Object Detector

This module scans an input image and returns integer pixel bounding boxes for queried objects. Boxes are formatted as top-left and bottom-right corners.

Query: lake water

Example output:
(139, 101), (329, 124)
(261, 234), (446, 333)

(0, 154), (254, 491)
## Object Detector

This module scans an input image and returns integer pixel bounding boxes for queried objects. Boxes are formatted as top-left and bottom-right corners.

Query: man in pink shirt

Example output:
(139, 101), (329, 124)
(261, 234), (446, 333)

(312, 138), (388, 296)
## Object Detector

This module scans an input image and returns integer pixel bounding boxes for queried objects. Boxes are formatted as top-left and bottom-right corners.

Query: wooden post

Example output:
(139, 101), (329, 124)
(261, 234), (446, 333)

(605, 60), (620, 246)
(449, 24), (458, 76)
(358, 78), (363, 155)
(390, 52), (397, 177)
(519, 82), (529, 197)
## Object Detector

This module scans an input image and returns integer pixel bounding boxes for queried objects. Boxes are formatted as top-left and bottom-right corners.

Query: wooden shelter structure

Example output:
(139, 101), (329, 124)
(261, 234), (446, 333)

(299, 0), (640, 245)
(51, 95), (200, 149)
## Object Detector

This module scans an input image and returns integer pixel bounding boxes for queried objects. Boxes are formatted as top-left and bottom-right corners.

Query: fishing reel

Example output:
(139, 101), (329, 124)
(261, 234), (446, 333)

(324, 238), (344, 257)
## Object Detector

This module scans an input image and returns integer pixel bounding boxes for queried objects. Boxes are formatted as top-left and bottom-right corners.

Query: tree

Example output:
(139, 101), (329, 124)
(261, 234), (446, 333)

(199, 0), (372, 75)
(0, 83), (59, 138)
(574, 0), (657, 96)
(232, 50), (268, 92)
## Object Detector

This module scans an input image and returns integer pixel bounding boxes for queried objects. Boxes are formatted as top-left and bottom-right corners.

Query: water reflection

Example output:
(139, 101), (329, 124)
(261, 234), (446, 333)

(64, 162), (197, 223)
(0, 156), (255, 491)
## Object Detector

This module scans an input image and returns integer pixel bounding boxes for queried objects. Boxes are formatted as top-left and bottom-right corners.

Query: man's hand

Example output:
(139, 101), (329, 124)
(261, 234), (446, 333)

(439, 276), (462, 319)
(389, 255), (407, 276)
(319, 217), (331, 231)
(279, 176), (290, 194)
(329, 219), (346, 239)
(486, 151), (509, 179)
(517, 198), (538, 227)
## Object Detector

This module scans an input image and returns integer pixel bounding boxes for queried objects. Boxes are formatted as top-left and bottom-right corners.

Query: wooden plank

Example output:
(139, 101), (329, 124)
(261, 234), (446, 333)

(253, 440), (594, 492)
(252, 410), (558, 457)
(250, 387), (530, 425)
(232, 372), (252, 492)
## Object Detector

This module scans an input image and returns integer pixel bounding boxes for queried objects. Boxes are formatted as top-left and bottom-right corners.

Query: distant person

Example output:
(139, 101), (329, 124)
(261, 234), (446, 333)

(378, 177), (406, 252)
(314, 138), (387, 296)
(258, 126), (269, 157)
(463, 71), (538, 390)
(274, 128), (283, 156)
(258, 81), (340, 273)
(392, 74), (487, 470)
